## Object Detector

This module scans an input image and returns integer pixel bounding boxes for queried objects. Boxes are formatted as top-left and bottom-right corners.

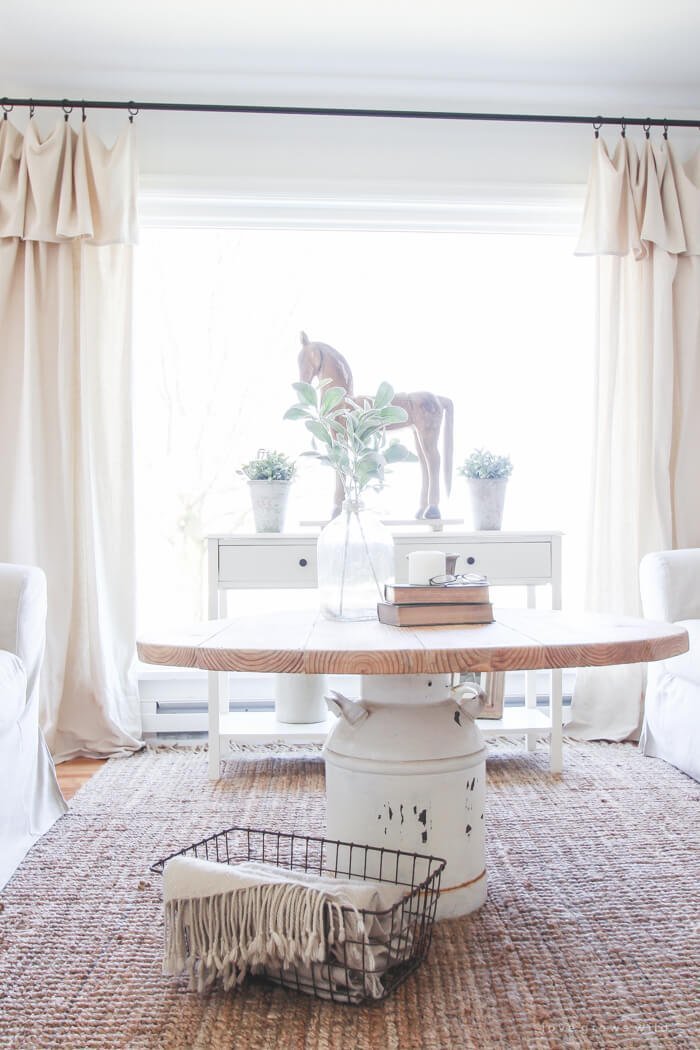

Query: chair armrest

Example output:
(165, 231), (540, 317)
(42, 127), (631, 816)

(640, 549), (700, 623)
(0, 564), (47, 706)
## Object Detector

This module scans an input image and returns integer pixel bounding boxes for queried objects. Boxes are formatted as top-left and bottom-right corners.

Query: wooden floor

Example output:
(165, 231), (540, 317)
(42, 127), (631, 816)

(56, 757), (108, 801)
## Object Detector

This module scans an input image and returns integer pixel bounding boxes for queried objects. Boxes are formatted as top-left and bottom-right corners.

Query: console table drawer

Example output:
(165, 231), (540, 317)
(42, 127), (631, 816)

(219, 537), (552, 587)
(218, 543), (318, 587)
(394, 540), (551, 584)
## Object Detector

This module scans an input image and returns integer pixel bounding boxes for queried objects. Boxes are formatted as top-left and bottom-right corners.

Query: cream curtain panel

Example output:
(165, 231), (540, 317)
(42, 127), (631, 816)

(569, 137), (700, 740)
(0, 118), (142, 761)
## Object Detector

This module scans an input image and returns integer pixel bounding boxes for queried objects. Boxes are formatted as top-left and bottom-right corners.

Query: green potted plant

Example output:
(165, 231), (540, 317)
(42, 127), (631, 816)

(239, 450), (297, 533)
(458, 448), (513, 530)
(285, 380), (415, 620)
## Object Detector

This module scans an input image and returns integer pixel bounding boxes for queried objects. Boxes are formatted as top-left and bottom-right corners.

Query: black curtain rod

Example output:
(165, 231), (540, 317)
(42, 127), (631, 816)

(2, 96), (700, 129)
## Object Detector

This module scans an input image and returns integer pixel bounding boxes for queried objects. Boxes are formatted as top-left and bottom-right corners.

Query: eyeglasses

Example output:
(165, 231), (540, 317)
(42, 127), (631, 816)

(429, 572), (488, 586)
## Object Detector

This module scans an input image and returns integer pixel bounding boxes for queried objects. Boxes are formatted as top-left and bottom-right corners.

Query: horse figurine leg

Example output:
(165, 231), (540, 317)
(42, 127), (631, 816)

(414, 436), (430, 518)
(416, 423), (442, 519)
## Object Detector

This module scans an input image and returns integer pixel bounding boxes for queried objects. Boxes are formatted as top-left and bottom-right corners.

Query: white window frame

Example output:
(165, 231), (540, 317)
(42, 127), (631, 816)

(138, 174), (585, 235)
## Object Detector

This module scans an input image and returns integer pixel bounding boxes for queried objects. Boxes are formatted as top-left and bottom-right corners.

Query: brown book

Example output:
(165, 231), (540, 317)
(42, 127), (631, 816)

(384, 583), (490, 605)
(377, 601), (494, 627)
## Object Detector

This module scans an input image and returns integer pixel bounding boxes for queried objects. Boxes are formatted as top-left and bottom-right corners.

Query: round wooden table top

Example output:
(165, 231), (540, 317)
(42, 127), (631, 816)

(137, 608), (688, 676)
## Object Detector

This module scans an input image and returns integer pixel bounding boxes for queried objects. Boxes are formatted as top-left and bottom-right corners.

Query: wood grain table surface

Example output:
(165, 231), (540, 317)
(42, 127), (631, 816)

(137, 608), (688, 677)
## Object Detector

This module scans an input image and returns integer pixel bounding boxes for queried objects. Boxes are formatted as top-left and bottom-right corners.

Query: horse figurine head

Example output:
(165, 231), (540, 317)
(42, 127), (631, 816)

(298, 331), (354, 394)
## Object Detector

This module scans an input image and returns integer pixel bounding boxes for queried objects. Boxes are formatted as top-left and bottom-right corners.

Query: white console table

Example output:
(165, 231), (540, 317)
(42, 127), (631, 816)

(207, 530), (563, 775)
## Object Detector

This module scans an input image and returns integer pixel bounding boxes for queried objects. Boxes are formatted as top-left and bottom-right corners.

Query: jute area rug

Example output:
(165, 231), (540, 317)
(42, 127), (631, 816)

(0, 742), (698, 1050)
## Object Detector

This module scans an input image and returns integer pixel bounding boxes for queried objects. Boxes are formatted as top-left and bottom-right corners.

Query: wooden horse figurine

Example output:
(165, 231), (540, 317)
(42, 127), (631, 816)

(298, 332), (453, 519)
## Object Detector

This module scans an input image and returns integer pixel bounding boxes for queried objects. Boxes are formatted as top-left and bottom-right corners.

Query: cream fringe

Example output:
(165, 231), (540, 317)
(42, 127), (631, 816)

(163, 882), (363, 993)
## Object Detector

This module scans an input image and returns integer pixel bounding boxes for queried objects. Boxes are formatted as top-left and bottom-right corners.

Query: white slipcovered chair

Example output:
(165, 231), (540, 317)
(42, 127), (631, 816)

(0, 563), (67, 888)
(639, 549), (700, 782)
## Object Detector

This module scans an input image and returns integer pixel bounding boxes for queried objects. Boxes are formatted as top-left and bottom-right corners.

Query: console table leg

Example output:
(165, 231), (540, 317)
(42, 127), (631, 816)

(525, 586), (538, 752)
(208, 670), (222, 780)
(525, 670), (538, 751)
(550, 669), (563, 773)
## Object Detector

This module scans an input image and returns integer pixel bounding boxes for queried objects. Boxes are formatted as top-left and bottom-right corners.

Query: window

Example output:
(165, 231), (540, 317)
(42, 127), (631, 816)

(133, 222), (594, 629)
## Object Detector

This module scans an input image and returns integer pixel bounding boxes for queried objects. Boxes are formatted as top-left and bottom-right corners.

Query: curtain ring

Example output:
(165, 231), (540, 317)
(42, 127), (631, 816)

(663, 120), (669, 140)
(593, 118), (602, 139)
(81, 102), (87, 123)
(62, 101), (73, 123)
(620, 118), (627, 139)
(127, 104), (139, 125)
(1, 101), (13, 121)
(643, 120), (651, 140)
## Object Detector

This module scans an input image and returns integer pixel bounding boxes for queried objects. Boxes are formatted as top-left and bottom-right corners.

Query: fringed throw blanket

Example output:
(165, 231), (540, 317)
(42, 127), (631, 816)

(162, 856), (411, 1002)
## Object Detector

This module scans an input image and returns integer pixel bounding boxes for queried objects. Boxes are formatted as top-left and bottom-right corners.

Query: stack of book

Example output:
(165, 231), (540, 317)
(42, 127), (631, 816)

(377, 580), (494, 627)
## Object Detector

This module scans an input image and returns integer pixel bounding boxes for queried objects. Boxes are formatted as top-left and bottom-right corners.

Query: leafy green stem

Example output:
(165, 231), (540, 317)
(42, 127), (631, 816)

(284, 379), (417, 499)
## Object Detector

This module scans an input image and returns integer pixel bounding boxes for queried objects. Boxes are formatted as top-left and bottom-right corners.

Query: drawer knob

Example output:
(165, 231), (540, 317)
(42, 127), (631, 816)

(466, 556), (476, 565)
(299, 558), (308, 567)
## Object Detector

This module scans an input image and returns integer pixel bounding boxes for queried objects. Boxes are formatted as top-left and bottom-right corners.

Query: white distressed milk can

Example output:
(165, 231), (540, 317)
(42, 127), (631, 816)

(323, 674), (487, 919)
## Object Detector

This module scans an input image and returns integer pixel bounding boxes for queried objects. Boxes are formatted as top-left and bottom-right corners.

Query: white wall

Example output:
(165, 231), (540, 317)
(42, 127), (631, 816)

(133, 110), (595, 185)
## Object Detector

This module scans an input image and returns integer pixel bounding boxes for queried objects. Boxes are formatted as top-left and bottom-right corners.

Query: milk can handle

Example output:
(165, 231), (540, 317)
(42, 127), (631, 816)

(450, 681), (486, 720)
(325, 691), (370, 725)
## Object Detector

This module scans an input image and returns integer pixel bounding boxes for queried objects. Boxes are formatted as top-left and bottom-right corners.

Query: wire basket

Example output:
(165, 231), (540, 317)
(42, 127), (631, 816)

(152, 825), (446, 1004)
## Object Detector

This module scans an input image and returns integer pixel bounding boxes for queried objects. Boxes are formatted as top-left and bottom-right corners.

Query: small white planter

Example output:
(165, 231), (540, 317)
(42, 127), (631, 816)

(248, 480), (292, 533)
(274, 674), (328, 723)
(467, 478), (508, 530)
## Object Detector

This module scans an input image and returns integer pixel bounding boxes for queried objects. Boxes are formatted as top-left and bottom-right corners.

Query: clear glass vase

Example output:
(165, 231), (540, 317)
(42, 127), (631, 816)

(317, 500), (395, 621)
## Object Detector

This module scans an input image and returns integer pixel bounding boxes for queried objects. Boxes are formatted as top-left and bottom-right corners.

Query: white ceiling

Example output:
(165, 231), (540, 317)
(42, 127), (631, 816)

(3, 0), (700, 113)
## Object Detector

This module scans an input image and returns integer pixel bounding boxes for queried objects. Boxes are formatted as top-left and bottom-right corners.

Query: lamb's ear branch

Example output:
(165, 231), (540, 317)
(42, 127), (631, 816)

(376, 405), (408, 426)
(384, 442), (417, 463)
(320, 386), (346, 414)
(284, 405), (312, 421)
(304, 419), (333, 445)
(291, 381), (318, 407)
(374, 381), (394, 409)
